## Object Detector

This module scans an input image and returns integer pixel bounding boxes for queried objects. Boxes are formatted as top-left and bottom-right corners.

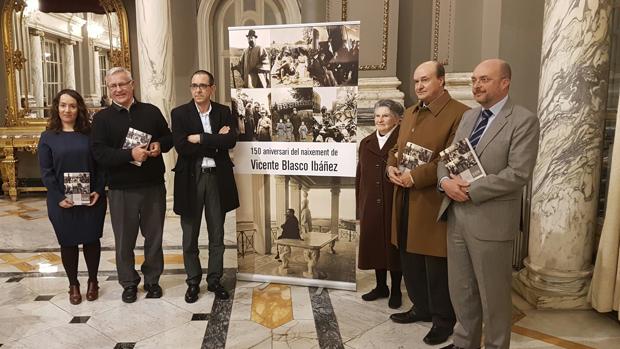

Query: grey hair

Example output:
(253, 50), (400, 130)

(374, 99), (404, 117)
(106, 67), (133, 81)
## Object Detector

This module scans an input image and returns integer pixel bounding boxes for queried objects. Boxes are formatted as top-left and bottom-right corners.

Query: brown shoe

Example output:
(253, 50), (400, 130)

(69, 285), (82, 305)
(86, 280), (99, 301)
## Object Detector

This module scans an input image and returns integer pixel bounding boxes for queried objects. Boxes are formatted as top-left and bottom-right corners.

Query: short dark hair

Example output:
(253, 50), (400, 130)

(434, 61), (446, 87)
(500, 61), (512, 79)
(374, 99), (405, 117)
(191, 70), (215, 85)
(47, 89), (91, 134)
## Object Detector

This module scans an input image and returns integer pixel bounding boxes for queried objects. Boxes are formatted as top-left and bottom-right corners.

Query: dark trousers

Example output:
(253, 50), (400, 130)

(180, 170), (224, 287)
(399, 190), (456, 329)
(108, 184), (166, 288)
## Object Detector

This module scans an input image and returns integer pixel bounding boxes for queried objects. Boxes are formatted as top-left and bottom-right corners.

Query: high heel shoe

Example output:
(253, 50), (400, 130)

(69, 285), (82, 305)
(86, 280), (99, 301)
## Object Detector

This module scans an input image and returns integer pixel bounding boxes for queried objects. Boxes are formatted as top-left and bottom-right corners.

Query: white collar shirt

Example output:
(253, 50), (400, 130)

(196, 103), (216, 168)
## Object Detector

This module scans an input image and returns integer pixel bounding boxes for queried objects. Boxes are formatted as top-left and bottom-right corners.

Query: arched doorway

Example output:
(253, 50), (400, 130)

(197, 0), (301, 103)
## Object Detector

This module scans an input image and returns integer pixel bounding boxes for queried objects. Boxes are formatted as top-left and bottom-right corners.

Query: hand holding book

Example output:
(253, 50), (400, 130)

(63, 172), (90, 206)
(123, 128), (152, 166)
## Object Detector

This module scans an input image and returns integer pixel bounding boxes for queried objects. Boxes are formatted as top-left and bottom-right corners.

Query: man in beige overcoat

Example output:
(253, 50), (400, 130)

(437, 59), (540, 349)
(386, 61), (469, 346)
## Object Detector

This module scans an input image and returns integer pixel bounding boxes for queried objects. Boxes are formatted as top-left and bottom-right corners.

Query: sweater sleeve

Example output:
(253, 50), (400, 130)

(199, 105), (237, 150)
(91, 113), (134, 166)
(37, 133), (66, 204)
(172, 106), (217, 158)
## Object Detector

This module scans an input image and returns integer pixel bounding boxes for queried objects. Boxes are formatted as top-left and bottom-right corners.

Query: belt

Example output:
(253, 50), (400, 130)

(200, 167), (216, 174)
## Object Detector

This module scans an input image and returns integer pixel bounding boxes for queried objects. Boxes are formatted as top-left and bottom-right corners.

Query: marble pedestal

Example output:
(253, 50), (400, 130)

(513, 257), (592, 309)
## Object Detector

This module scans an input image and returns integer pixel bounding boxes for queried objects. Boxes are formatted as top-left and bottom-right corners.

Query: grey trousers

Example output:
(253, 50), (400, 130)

(447, 208), (514, 349)
(108, 184), (166, 288)
(180, 171), (224, 287)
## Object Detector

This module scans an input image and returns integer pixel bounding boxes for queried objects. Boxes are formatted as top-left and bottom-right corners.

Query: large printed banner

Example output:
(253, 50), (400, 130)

(230, 21), (360, 290)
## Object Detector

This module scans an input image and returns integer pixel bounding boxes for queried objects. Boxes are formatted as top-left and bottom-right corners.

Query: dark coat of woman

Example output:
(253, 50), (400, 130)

(356, 126), (401, 270)
(38, 130), (107, 246)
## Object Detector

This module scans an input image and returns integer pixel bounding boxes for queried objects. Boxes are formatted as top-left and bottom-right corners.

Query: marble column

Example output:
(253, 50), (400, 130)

(29, 30), (44, 114)
(330, 187), (340, 235)
(445, 72), (477, 107)
(81, 25), (100, 106)
(263, 175), (272, 253)
(289, 180), (301, 219)
(136, 0), (176, 201)
(513, 0), (612, 309)
(252, 174), (271, 255)
(275, 176), (287, 230)
(92, 47), (102, 102)
(61, 41), (76, 89)
(284, 176), (290, 210)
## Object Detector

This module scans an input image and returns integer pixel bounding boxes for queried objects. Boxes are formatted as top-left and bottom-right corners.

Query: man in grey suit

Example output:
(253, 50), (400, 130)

(437, 59), (540, 349)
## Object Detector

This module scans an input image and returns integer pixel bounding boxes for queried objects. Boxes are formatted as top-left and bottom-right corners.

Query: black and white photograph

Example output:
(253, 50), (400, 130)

(63, 172), (90, 205)
(122, 127), (151, 149)
(311, 87), (357, 143)
(122, 127), (151, 166)
(229, 28), (272, 89)
(440, 137), (472, 163)
(440, 138), (487, 183)
(270, 87), (314, 142)
(231, 88), (272, 141)
(307, 24), (359, 87)
(235, 174), (356, 286)
(269, 27), (313, 88)
(398, 142), (434, 171)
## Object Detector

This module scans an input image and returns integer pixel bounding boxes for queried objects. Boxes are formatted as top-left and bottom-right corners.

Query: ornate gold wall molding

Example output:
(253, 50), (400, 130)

(340, 0), (389, 71)
(431, 0), (453, 66)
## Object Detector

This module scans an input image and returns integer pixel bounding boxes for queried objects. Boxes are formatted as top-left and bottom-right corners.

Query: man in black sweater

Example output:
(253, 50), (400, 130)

(92, 67), (173, 303)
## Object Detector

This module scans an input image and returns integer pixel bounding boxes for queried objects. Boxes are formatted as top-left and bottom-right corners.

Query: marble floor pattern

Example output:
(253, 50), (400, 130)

(1, 196), (619, 349)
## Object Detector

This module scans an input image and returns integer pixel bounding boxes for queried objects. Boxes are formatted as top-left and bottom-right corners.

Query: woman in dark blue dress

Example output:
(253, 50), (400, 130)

(38, 89), (107, 305)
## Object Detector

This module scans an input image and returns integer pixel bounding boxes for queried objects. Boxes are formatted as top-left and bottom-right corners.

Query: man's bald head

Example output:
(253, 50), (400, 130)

(413, 60), (446, 104)
(472, 59), (512, 108)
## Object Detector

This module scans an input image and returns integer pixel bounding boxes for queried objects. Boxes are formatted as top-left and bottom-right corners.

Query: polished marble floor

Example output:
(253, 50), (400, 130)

(1, 196), (619, 349)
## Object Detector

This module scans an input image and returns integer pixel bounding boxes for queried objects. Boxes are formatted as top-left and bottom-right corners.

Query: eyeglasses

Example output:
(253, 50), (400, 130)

(190, 83), (212, 90)
(471, 76), (507, 85)
(107, 80), (133, 90)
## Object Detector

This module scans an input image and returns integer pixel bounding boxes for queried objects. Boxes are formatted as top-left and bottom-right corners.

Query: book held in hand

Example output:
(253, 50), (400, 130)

(122, 127), (152, 166)
(398, 141), (434, 172)
(63, 172), (90, 205)
(439, 138), (486, 183)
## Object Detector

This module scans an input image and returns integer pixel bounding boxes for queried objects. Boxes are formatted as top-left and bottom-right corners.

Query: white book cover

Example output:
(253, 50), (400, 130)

(439, 138), (486, 183)
(122, 127), (152, 166)
(63, 172), (90, 205)
(398, 141), (434, 172)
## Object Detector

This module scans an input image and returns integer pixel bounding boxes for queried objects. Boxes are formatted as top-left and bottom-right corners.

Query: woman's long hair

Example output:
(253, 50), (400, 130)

(47, 89), (91, 134)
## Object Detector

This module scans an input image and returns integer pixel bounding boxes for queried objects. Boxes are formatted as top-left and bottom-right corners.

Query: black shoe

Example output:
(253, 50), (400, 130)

(361, 287), (389, 301)
(207, 283), (230, 300)
(144, 284), (163, 298)
(389, 307), (431, 324)
(122, 286), (138, 303)
(185, 285), (200, 303)
(423, 325), (454, 345)
(388, 290), (402, 309)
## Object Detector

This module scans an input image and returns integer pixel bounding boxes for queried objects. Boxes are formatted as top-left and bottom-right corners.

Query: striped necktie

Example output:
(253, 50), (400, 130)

(469, 109), (493, 147)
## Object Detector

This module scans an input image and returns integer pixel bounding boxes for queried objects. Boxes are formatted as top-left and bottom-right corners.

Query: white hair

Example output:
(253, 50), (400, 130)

(106, 67), (133, 81)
